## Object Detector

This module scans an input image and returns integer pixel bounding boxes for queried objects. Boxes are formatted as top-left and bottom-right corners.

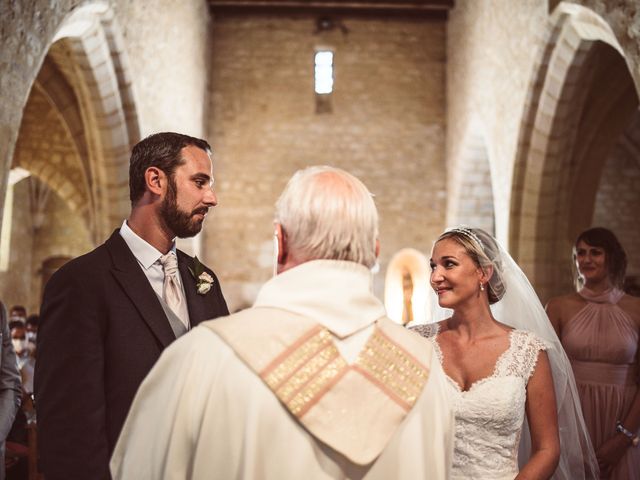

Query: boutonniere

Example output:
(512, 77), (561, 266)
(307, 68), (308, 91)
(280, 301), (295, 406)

(188, 256), (214, 295)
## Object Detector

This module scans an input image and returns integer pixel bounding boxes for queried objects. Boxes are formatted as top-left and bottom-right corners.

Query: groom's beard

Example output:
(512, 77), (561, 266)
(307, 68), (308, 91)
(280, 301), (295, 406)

(160, 176), (208, 238)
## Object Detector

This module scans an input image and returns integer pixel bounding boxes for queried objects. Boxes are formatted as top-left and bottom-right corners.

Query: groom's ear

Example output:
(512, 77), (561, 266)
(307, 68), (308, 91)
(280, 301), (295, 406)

(145, 167), (165, 197)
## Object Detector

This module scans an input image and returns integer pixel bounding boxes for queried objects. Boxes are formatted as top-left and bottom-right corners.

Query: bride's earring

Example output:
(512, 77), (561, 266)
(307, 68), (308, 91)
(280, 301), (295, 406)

(480, 283), (485, 291)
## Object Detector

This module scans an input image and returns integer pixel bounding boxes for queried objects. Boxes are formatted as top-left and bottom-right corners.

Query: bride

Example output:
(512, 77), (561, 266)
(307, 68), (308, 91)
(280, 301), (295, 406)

(411, 227), (598, 479)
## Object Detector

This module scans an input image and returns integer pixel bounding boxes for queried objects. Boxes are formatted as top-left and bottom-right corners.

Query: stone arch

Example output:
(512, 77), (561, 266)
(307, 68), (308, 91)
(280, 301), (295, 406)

(509, 2), (638, 301)
(34, 57), (93, 214)
(13, 86), (91, 223)
(447, 120), (495, 235)
(51, 2), (140, 241)
(1, 0), (140, 244)
(384, 248), (430, 326)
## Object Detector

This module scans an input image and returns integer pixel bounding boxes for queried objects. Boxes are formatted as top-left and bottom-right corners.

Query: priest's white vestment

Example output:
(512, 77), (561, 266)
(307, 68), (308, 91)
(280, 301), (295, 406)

(110, 260), (454, 479)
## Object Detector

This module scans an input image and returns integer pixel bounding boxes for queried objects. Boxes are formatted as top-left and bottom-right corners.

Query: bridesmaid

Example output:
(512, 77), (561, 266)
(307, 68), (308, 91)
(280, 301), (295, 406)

(546, 227), (640, 479)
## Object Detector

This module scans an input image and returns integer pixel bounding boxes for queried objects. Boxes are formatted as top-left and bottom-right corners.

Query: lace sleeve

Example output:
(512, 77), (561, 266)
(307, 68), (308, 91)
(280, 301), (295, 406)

(505, 330), (551, 382)
(409, 323), (439, 339)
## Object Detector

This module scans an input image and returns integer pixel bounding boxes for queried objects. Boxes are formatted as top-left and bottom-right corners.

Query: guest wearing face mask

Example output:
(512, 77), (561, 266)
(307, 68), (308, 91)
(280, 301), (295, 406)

(5, 320), (37, 477)
(10, 323), (34, 394)
(25, 315), (38, 357)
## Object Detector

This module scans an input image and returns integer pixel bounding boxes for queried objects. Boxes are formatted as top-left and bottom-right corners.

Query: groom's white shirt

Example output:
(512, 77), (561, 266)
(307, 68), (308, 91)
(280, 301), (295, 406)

(110, 260), (454, 479)
(119, 219), (183, 299)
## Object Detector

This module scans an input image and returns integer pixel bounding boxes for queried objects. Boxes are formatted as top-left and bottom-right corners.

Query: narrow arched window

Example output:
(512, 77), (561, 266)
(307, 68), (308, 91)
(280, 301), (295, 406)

(314, 50), (334, 113)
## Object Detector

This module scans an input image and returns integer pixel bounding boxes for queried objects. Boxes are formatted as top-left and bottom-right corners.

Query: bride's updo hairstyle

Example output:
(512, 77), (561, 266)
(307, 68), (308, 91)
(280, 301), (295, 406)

(436, 227), (506, 304)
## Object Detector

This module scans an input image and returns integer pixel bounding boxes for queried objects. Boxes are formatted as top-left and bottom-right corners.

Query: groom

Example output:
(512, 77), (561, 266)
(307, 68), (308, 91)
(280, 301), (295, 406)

(35, 132), (229, 480)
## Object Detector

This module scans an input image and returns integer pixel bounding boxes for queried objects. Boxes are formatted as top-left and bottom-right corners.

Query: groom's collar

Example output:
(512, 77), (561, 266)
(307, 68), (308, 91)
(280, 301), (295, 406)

(119, 220), (177, 269)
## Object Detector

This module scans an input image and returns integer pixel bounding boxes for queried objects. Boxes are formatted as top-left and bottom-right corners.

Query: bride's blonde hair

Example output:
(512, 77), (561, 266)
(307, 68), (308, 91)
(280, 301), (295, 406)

(436, 227), (506, 304)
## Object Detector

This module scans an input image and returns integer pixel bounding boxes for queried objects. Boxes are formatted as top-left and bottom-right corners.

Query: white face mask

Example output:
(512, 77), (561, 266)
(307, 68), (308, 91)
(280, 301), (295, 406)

(12, 339), (26, 354)
(26, 331), (37, 343)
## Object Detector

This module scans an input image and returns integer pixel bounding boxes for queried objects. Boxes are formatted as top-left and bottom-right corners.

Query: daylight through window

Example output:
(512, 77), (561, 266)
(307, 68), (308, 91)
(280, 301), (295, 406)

(314, 51), (334, 94)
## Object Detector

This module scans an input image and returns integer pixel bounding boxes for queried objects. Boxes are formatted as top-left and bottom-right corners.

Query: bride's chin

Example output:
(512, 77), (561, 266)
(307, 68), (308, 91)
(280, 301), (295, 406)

(438, 299), (454, 308)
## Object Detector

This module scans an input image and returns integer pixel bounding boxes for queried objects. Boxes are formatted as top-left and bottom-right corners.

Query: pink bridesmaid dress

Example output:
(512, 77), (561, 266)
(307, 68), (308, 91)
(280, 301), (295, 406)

(561, 287), (640, 479)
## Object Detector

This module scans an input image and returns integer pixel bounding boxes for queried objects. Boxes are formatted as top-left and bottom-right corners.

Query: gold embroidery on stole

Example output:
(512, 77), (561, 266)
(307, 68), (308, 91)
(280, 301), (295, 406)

(260, 323), (429, 418)
(261, 326), (349, 416)
(354, 328), (430, 410)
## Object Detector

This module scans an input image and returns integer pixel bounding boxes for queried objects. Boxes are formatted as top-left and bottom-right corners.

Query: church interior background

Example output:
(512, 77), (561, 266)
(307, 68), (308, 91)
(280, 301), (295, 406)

(1, 0), (640, 323)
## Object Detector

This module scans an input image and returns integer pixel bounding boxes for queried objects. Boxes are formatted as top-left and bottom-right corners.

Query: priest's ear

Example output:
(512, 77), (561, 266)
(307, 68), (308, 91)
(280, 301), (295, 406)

(274, 223), (288, 271)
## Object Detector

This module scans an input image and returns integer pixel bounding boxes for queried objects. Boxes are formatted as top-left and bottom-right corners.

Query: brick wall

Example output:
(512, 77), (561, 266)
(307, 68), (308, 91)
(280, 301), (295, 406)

(593, 113), (640, 278)
(205, 14), (446, 309)
(0, 181), (34, 311)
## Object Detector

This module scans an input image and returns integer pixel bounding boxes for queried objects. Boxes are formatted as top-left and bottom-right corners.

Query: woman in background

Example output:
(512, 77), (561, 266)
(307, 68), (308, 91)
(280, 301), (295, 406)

(546, 227), (640, 479)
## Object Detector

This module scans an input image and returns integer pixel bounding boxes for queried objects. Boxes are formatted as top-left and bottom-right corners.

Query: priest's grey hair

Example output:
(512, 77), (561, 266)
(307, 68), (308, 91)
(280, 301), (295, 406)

(275, 165), (379, 268)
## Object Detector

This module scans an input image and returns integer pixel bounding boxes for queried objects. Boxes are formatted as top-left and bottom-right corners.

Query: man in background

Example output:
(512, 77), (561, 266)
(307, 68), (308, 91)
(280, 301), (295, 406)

(0, 302), (21, 480)
(9, 322), (34, 394)
(111, 166), (453, 479)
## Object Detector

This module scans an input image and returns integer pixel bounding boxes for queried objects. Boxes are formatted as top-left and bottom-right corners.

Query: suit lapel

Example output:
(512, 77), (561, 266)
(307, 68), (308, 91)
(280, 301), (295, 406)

(106, 231), (176, 348)
(177, 251), (208, 326)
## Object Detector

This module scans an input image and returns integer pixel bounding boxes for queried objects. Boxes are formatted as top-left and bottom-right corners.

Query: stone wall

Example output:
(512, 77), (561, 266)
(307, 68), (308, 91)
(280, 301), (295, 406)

(206, 14), (446, 309)
(0, 178), (92, 314)
(0, 180), (34, 312)
(447, 0), (640, 298)
(593, 118), (640, 278)
(446, 0), (548, 243)
(114, 0), (212, 138)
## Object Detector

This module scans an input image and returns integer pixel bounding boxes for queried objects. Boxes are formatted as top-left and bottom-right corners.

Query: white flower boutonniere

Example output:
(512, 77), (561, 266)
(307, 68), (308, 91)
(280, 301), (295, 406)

(188, 256), (214, 295)
(197, 272), (214, 294)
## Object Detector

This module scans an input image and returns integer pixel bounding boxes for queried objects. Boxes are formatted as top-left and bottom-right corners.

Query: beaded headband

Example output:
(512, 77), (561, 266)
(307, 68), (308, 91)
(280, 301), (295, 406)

(445, 226), (484, 249)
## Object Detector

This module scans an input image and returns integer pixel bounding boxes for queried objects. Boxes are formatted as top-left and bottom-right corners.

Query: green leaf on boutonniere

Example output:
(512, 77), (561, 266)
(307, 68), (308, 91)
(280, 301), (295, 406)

(189, 256), (215, 295)
(188, 256), (205, 280)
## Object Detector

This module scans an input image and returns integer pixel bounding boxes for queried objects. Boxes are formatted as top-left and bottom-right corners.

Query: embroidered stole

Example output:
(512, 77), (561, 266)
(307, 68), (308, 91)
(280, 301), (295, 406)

(204, 309), (432, 465)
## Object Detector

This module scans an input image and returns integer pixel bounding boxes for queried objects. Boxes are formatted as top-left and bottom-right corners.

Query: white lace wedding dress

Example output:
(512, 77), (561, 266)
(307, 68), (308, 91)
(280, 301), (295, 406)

(412, 323), (549, 480)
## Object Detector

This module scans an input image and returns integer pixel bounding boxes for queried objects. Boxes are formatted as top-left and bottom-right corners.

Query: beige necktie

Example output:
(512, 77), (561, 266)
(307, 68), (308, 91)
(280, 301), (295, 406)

(160, 253), (189, 329)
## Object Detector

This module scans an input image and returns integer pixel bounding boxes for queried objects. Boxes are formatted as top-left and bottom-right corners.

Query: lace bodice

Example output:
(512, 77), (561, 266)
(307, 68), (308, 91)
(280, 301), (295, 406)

(411, 324), (549, 480)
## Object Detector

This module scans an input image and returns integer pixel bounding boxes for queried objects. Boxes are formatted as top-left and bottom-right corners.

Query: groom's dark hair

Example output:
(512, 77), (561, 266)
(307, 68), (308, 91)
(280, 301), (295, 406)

(129, 132), (211, 205)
